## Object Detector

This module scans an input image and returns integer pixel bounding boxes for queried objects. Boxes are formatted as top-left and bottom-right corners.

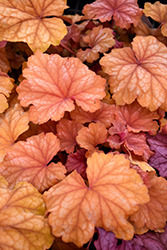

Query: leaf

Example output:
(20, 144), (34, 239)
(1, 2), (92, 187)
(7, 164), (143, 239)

(143, 1), (167, 37)
(115, 101), (159, 134)
(71, 102), (115, 128)
(65, 149), (87, 179)
(76, 25), (115, 63)
(94, 227), (117, 250)
(0, 103), (29, 162)
(147, 133), (167, 178)
(52, 237), (85, 250)
(76, 122), (108, 152)
(0, 132), (66, 192)
(0, 0), (68, 52)
(44, 152), (149, 247)
(82, 0), (142, 29)
(17, 51), (106, 124)
(0, 71), (14, 113)
(130, 174), (167, 234)
(100, 36), (167, 111)
(57, 119), (83, 153)
(0, 177), (54, 249)
(0, 47), (10, 73)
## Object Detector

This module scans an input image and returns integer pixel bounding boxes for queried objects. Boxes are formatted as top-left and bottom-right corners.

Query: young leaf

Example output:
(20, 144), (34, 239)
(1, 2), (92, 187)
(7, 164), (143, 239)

(82, 0), (142, 29)
(100, 36), (167, 111)
(0, 177), (54, 249)
(0, 132), (66, 192)
(0, 0), (68, 52)
(143, 1), (167, 37)
(17, 51), (106, 124)
(44, 152), (149, 247)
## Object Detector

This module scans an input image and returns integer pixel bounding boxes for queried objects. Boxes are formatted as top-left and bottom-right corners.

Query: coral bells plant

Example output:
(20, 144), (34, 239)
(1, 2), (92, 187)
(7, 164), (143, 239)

(1, 0), (167, 249)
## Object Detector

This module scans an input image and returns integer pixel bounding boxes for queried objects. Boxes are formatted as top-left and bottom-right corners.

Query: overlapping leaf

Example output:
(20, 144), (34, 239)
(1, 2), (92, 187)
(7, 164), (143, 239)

(0, 177), (54, 249)
(0, 47), (10, 73)
(0, 132), (66, 192)
(143, 1), (167, 37)
(82, 0), (142, 29)
(57, 119), (83, 153)
(0, 103), (29, 162)
(17, 51), (106, 124)
(77, 25), (115, 63)
(100, 36), (167, 111)
(44, 152), (149, 247)
(0, 0), (68, 52)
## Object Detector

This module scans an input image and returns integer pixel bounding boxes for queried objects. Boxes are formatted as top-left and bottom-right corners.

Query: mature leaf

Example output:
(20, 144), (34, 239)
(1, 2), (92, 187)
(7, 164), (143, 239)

(115, 101), (159, 134)
(17, 51), (106, 124)
(44, 152), (149, 247)
(94, 227), (117, 250)
(147, 133), (167, 178)
(130, 174), (167, 234)
(65, 149), (87, 179)
(71, 102), (115, 128)
(100, 36), (167, 111)
(0, 47), (10, 73)
(143, 1), (167, 37)
(0, 0), (68, 52)
(0, 132), (66, 192)
(76, 122), (107, 152)
(77, 25), (115, 63)
(0, 177), (54, 249)
(0, 103), (29, 162)
(57, 119), (83, 153)
(82, 0), (142, 29)
(0, 71), (14, 113)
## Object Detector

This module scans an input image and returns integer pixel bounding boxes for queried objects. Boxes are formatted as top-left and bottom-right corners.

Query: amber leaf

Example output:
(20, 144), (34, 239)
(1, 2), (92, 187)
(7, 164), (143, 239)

(44, 152), (149, 247)
(0, 177), (54, 249)
(82, 0), (142, 29)
(0, 47), (10, 73)
(0, 132), (66, 192)
(17, 51), (106, 124)
(0, 0), (68, 52)
(100, 36), (167, 111)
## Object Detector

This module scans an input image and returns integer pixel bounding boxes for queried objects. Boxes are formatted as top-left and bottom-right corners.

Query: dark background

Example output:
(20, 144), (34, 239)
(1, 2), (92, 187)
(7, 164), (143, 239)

(65, 0), (167, 15)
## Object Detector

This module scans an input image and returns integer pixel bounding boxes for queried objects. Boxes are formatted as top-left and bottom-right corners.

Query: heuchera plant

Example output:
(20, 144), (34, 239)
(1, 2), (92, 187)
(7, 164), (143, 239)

(1, 0), (167, 249)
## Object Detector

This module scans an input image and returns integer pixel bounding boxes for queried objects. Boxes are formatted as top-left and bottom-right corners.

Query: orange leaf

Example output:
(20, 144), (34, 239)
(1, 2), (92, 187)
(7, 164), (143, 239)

(0, 0), (68, 52)
(0, 47), (10, 73)
(17, 51), (106, 124)
(0, 177), (54, 249)
(143, 1), (167, 37)
(100, 36), (167, 111)
(0, 132), (66, 192)
(115, 101), (159, 134)
(57, 119), (83, 153)
(82, 0), (142, 29)
(76, 122), (107, 152)
(71, 102), (115, 128)
(44, 152), (149, 247)
(77, 25), (115, 63)
(130, 174), (167, 234)
(0, 103), (29, 162)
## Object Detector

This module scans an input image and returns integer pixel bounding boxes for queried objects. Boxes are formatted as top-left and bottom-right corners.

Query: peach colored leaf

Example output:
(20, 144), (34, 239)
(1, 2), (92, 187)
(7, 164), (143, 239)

(143, 1), (167, 37)
(0, 47), (10, 73)
(0, 103), (29, 162)
(115, 101), (159, 134)
(0, 0), (68, 52)
(82, 0), (142, 29)
(17, 51), (106, 124)
(100, 36), (167, 111)
(71, 102), (115, 128)
(76, 122), (107, 152)
(0, 177), (54, 249)
(57, 119), (83, 153)
(130, 174), (167, 234)
(44, 152), (149, 247)
(0, 71), (14, 113)
(0, 132), (66, 193)
(77, 25), (115, 63)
